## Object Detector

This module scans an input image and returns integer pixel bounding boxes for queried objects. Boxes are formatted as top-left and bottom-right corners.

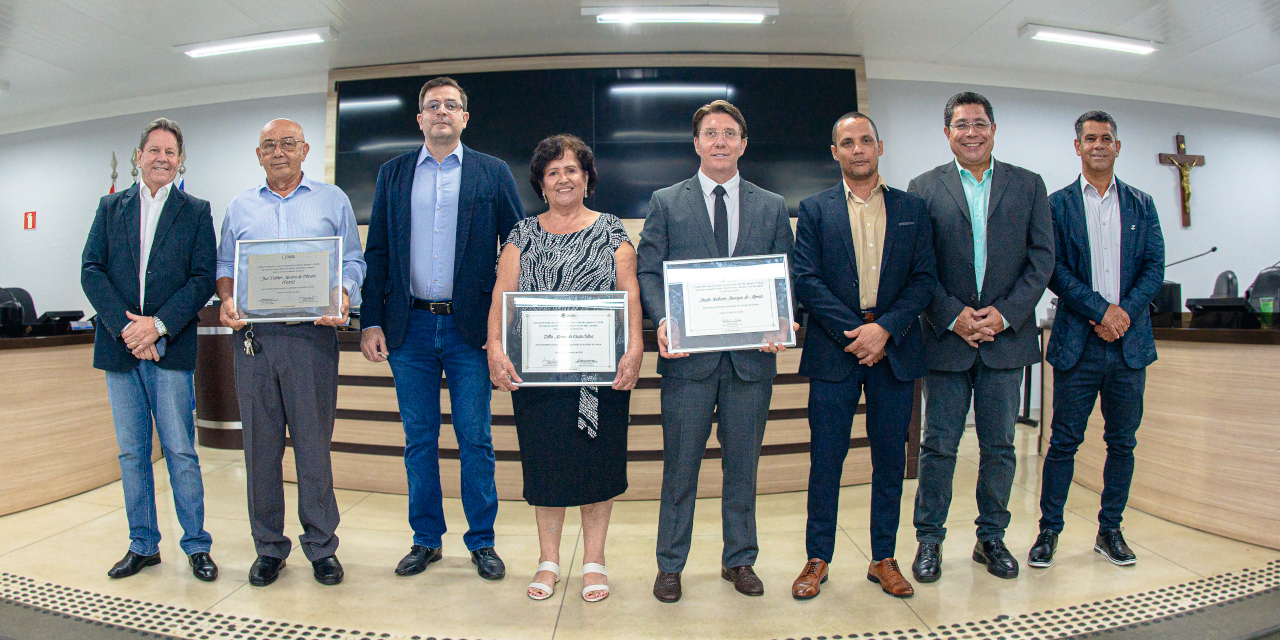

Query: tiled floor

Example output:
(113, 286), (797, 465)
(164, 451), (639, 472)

(1, 424), (1275, 640)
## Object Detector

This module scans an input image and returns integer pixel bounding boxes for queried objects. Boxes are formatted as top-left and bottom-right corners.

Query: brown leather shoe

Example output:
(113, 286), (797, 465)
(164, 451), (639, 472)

(721, 565), (764, 596)
(653, 571), (682, 603)
(867, 558), (915, 598)
(791, 558), (829, 600)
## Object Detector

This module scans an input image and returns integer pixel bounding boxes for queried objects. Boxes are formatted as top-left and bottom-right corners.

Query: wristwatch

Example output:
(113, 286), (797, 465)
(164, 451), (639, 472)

(153, 317), (168, 337)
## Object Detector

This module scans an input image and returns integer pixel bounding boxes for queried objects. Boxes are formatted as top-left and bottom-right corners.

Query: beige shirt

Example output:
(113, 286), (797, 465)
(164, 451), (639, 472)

(843, 177), (888, 310)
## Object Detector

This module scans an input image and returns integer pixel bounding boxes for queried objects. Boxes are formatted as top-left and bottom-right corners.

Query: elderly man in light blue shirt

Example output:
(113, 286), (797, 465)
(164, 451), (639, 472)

(216, 118), (365, 589)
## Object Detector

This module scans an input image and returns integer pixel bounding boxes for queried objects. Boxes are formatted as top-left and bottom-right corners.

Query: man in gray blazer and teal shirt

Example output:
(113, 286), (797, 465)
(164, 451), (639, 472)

(1029, 111), (1163, 570)
(908, 92), (1054, 582)
(82, 117), (218, 582)
(637, 100), (795, 603)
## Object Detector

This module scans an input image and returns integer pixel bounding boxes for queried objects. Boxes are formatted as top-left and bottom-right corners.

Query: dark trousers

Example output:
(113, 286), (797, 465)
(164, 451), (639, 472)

(656, 353), (772, 573)
(914, 360), (1023, 544)
(1040, 333), (1146, 534)
(806, 362), (914, 563)
(233, 323), (340, 561)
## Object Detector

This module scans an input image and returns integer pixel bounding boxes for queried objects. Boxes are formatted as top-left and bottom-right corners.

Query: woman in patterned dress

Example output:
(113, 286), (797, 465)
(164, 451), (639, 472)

(486, 134), (643, 603)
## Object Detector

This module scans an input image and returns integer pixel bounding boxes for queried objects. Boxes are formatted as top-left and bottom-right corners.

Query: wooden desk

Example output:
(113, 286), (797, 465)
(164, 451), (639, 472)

(1039, 328), (1280, 550)
(195, 307), (922, 500)
(0, 334), (120, 516)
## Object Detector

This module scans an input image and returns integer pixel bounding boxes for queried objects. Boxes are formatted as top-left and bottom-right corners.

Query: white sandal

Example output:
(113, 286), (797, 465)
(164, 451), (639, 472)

(581, 562), (609, 602)
(527, 561), (560, 600)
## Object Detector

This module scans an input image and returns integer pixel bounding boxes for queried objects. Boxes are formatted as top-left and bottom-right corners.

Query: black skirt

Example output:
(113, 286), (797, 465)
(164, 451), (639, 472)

(511, 385), (630, 507)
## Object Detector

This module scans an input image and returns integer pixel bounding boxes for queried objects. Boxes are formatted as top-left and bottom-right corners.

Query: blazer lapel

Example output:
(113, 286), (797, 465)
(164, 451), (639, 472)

(985, 159), (1011, 226)
(122, 185), (142, 277)
(828, 186), (860, 281)
(879, 187), (901, 283)
(940, 162), (972, 221)
(393, 153), (415, 284)
(1116, 178), (1138, 289)
(682, 176), (719, 258)
(1067, 179), (1094, 290)
(732, 181), (756, 257)
(147, 189), (183, 266)
(454, 146), (479, 280)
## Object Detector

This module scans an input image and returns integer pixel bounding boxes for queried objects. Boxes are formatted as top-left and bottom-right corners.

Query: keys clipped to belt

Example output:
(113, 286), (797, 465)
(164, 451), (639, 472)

(243, 328), (261, 356)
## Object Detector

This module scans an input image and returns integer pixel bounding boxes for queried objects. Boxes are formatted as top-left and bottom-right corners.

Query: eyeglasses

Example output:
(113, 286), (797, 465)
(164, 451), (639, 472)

(699, 128), (742, 142)
(950, 121), (992, 133)
(423, 100), (464, 113)
(260, 137), (302, 153)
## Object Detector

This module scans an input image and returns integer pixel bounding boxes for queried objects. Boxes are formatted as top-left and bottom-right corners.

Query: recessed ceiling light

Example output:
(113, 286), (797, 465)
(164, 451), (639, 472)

(582, 6), (777, 24)
(177, 27), (330, 58)
(609, 84), (734, 96)
(340, 97), (404, 111)
(1018, 23), (1161, 55)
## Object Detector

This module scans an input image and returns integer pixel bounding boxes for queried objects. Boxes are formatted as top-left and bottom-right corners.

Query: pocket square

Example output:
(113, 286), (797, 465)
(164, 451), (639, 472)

(898, 221), (915, 226)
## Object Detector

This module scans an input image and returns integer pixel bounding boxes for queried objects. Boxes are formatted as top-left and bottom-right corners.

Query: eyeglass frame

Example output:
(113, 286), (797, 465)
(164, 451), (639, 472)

(422, 100), (465, 114)
(697, 128), (744, 142)
(260, 137), (304, 153)
(949, 121), (994, 133)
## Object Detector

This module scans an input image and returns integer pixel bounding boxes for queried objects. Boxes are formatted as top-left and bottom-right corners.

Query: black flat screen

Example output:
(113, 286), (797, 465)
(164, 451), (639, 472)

(335, 66), (858, 223)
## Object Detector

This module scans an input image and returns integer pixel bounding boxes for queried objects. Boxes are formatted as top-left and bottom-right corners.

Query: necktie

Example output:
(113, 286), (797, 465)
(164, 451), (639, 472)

(713, 184), (729, 257)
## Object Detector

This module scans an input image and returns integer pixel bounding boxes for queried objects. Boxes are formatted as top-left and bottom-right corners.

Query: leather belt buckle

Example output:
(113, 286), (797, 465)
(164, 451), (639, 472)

(429, 301), (453, 315)
(863, 312), (877, 322)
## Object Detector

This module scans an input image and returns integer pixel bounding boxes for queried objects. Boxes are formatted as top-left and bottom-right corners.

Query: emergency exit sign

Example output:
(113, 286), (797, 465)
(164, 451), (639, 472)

(23, 211), (35, 230)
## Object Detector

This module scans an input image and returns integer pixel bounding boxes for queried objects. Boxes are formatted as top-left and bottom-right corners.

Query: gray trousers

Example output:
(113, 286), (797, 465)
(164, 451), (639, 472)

(656, 353), (772, 573)
(233, 323), (340, 561)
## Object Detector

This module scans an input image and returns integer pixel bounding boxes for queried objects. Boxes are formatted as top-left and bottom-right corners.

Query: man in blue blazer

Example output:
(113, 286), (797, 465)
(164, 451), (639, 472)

(1029, 111), (1164, 569)
(359, 77), (525, 580)
(789, 113), (937, 600)
(81, 118), (218, 582)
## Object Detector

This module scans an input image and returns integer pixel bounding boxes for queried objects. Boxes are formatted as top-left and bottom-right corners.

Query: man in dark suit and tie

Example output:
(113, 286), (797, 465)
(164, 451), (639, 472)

(789, 113), (937, 600)
(82, 117), (219, 582)
(360, 77), (525, 581)
(1029, 111), (1164, 569)
(908, 92), (1054, 582)
(637, 100), (795, 603)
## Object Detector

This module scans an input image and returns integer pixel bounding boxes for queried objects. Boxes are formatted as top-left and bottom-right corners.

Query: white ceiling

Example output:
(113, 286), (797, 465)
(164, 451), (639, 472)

(2, 0), (1279, 133)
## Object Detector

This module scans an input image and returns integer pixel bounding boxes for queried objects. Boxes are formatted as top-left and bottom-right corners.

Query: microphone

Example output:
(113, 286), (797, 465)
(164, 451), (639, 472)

(1165, 246), (1216, 268)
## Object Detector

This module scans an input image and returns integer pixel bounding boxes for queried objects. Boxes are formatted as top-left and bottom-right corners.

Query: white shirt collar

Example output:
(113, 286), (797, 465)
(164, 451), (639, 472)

(139, 179), (175, 202)
(1080, 174), (1117, 199)
(697, 169), (740, 197)
(418, 142), (464, 167)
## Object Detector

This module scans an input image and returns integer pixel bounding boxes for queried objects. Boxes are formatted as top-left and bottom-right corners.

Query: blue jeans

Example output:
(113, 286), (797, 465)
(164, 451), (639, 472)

(105, 361), (211, 556)
(913, 361), (1022, 544)
(387, 310), (497, 551)
(1040, 333), (1145, 534)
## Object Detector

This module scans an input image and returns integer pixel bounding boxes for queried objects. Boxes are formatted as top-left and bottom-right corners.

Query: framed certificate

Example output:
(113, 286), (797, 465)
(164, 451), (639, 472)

(663, 254), (796, 354)
(233, 236), (344, 322)
(501, 291), (628, 386)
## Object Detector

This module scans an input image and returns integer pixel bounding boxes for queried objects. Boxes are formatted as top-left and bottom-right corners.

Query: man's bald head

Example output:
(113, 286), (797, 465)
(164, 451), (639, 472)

(256, 118), (310, 194)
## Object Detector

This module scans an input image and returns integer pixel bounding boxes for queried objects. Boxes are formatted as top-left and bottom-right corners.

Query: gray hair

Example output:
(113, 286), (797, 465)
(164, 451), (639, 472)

(138, 117), (185, 156)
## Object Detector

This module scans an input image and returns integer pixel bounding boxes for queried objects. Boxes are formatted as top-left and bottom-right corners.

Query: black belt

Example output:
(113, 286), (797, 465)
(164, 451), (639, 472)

(412, 298), (453, 315)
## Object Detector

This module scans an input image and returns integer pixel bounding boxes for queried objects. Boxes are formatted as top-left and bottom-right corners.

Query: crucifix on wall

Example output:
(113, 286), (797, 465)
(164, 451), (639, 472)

(1158, 134), (1205, 227)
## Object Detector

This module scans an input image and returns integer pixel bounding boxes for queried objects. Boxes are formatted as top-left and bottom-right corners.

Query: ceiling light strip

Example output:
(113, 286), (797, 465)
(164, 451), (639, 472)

(1017, 24), (1161, 55)
(177, 27), (330, 59)
(583, 6), (777, 24)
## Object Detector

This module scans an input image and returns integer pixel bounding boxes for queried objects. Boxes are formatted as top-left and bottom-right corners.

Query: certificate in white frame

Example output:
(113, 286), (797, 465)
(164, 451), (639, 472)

(501, 291), (629, 386)
(233, 236), (344, 323)
(662, 254), (796, 354)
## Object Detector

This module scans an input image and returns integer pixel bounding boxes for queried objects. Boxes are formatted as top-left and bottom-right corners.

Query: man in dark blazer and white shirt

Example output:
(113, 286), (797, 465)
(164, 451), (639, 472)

(1028, 111), (1164, 570)
(81, 118), (219, 582)
(637, 100), (795, 603)
(789, 113), (937, 600)
(360, 77), (525, 581)
(908, 92), (1054, 582)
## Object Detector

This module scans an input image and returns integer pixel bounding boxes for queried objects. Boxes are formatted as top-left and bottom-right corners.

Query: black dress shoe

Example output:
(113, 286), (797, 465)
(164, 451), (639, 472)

(107, 551), (160, 579)
(395, 545), (442, 576)
(188, 552), (218, 582)
(248, 555), (285, 587)
(1027, 530), (1058, 569)
(1095, 529), (1137, 566)
(471, 547), (506, 580)
(972, 539), (1019, 579)
(312, 555), (344, 585)
(911, 543), (942, 583)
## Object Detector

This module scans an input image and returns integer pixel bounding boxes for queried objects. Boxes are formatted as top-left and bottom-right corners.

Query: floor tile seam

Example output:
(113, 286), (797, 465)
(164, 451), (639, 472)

(549, 526), (583, 640)
(0, 506), (125, 560)
(337, 491), (373, 516)
(201, 578), (252, 613)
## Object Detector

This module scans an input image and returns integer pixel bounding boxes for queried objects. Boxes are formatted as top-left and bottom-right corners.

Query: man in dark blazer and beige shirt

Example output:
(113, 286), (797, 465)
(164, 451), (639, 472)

(908, 92), (1054, 583)
(637, 100), (795, 603)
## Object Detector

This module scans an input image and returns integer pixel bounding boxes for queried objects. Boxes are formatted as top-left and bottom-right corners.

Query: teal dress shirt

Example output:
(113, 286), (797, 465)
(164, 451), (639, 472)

(949, 159), (1008, 331)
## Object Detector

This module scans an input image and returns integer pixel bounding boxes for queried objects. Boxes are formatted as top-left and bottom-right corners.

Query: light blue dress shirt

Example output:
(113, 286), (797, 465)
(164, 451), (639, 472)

(216, 173), (366, 307)
(949, 159), (1008, 331)
(410, 143), (463, 301)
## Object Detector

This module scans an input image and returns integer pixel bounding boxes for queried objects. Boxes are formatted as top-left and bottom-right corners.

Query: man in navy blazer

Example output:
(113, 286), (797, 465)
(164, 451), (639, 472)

(81, 118), (218, 582)
(789, 113), (937, 600)
(359, 77), (525, 580)
(1029, 111), (1164, 569)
